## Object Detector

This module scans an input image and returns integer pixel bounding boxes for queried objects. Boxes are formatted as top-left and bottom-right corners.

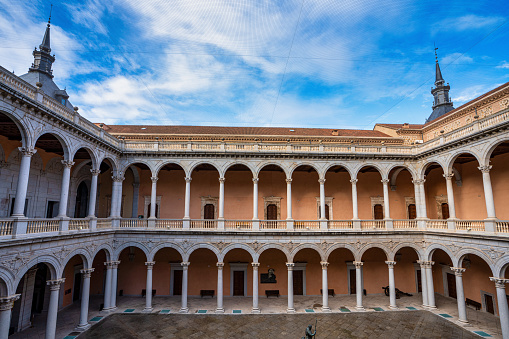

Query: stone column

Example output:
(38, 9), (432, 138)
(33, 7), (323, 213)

(490, 277), (509, 339)
(350, 179), (359, 219)
(321, 262), (331, 312)
(103, 262), (113, 311)
(354, 261), (364, 311)
(87, 169), (101, 217)
(412, 179), (427, 218)
(110, 175), (124, 218)
(252, 178), (259, 220)
(76, 268), (94, 331)
(382, 179), (391, 219)
(451, 267), (468, 324)
(386, 261), (397, 309)
(218, 178), (225, 220)
(319, 179), (326, 220)
(478, 166), (497, 219)
(412, 179), (422, 219)
(179, 262), (190, 313)
(109, 178), (118, 218)
(286, 263), (295, 313)
(149, 177), (158, 219)
(252, 263), (260, 313)
(131, 183), (140, 218)
(425, 261), (436, 308)
(417, 261), (428, 307)
(216, 262), (224, 313)
(286, 179), (293, 220)
(0, 294), (20, 339)
(144, 262), (155, 312)
(45, 278), (65, 339)
(184, 178), (191, 219)
(57, 160), (75, 217)
(443, 172), (457, 219)
(12, 147), (36, 217)
(110, 261), (120, 310)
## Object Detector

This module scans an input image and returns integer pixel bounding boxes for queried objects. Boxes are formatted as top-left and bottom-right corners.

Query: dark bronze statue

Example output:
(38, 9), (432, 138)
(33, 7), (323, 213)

(302, 320), (317, 339)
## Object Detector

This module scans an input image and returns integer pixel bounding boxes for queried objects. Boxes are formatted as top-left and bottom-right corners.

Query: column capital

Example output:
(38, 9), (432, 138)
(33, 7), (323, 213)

(0, 294), (21, 311)
(151, 176), (158, 183)
(111, 175), (125, 182)
(219, 177), (226, 183)
(251, 262), (260, 268)
(381, 179), (390, 184)
(90, 169), (101, 176)
(285, 178), (293, 184)
(185, 177), (192, 183)
(350, 178), (358, 184)
(417, 260), (434, 268)
(104, 260), (121, 269)
(47, 278), (65, 291)
(478, 165), (492, 173)
(61, 160), (75, 168)
(318, 178), (326, 184)
(18, 146), (37, 157)
(216, 262), (224, 269)
(181, 261), (190, 269)
(490, 277), (509, 288)
(145, 261), (156, 269)
(320, 261), (329, 269)
(80, 268), (95, 278)
(252, 177), (259, 183)
(353, 261), (363, 268)
(412, 179), (426, 185)
(450, 267), (466, 276)
(443, 172), (454, 180)
(385, 261), (397, 267)
(286, 262), (294, 269)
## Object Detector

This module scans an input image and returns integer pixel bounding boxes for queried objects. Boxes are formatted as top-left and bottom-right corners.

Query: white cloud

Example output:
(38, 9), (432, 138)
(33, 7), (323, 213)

(440, 53), (474, 65)
(432, 14), (504, 34)
(452, 85), (490, 104)
(497, 61), (509, 69)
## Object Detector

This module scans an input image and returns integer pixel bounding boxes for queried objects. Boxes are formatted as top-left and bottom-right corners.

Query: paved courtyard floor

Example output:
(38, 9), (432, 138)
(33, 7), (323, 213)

(10, 293), (503, 338)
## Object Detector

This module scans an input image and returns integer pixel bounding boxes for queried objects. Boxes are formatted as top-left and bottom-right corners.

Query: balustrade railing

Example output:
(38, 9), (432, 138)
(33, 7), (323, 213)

(96, 218), (112, 229)
(0, 220), (13, 236)
(455, 220), (485, 232)
(294, 221), (320, 230)
(426, 219), (447, 229)
(155, 219), (183, 229)
(225, 220), (252, 230)
(69, 219), (89, 231)
(120, 218), (148, 228)
(393, 219), (418, 229)
(360, 220), (385, 229)
(260, 220), (286, 230)
(190, 219), (217, 229)
(27, 219), (59, 234)
(496, 221), (509, 233)
(328, 220), (353, 229)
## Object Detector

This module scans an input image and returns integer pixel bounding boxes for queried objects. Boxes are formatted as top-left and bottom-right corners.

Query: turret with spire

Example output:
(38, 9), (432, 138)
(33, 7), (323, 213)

(426, 46), (454, 123)
(29, 5), (55, 77)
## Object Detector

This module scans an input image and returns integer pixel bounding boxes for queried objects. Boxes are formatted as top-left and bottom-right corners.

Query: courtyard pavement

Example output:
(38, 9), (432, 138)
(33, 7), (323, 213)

(10, 293), (503, 338)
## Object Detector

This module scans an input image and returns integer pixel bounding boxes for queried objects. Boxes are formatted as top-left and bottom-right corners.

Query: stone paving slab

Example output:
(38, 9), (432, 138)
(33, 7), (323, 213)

(80, 311), (480, 339)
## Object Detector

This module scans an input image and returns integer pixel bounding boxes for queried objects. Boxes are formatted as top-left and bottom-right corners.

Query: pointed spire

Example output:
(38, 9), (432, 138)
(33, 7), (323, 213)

(40, 4), (52, 53)
(426, 45), (454, 123)
(434, 45), (444, 85)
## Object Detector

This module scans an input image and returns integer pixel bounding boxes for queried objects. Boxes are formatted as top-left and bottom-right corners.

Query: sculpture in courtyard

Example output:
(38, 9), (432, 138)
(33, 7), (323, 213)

(302, 320), (317, 339)
(382, 286), (413, 299)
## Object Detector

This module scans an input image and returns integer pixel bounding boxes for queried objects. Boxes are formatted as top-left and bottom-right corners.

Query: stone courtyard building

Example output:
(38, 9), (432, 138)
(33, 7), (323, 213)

(1, 17), (509, 339)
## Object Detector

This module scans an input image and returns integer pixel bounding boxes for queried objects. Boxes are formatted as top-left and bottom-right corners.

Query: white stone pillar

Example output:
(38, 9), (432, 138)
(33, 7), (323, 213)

(419, 179), (427, 218)
(417, 261), (428, 307)
(45, 278), (65, 339)
(354, 261), (364, 311)
(425, 261), (436, 308)
(252, 263), (260, 313)
(286, 263), (295, 313)
(109, 179), (118, 218)
(12, 147), (36, 217)
(179, 262), (190, 313)
(382, 179), (391, 219)
(490, 277), (509, 339)
(443, 172), (457, 219)
(286, 179), (292, 220)
(351, 179), (359, 219)
(319, 179), (326, 220)
(87, 169), (100, 217)
(478, 166), (497, 219)
(218, 177), (225, 220)
(57, 160), (75, 217)
(76, 268), (94, 331)
(412, 179), (422, 219)
(110, 175), (124, 218)
(451, 267), (468, 324)
(216, 262), (224, 313)
(412, 179), (427, 218)
(110, 261), (120, 310)
(0, 294), (20, 339)
(131, 183), (140, 218)
(184, 178), (191, 219)
(103, 262), (113, 311)
(149, 177), (158, 219)
(252, 178), (259, 220)
(321, 262), (331, 312)
(144, 262), (155, 312)
(386, 261), (397, 309)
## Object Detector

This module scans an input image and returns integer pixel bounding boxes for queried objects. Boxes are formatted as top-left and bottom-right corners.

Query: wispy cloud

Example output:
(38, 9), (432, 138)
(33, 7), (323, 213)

(432, 14), (505, 34)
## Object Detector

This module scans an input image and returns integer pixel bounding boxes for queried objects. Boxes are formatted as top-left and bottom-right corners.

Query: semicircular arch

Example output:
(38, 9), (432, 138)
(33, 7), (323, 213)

(148, 242), (185, 262)
(290, 243), (325, 262)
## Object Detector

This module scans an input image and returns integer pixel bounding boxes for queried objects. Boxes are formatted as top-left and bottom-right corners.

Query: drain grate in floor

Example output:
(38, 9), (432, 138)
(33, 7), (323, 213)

(473, 331), (492, 337)
(233, 310), (242, 314)
(339, 308), (351, 312)
(373, 307), (384, 312)
(406, 307), (417, 310)
(439, 313), (453, 318)
(197, 310), (207, 314)
(160, 309), (171, 314)
(124, 309), (135, 313)
(62, 336), (77, 339)
(305, 309), (314, 313)
(89, 316), (103, 322)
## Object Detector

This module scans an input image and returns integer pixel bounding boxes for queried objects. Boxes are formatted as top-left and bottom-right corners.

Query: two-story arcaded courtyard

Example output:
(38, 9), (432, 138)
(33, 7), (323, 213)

(1, 15), (509, 339)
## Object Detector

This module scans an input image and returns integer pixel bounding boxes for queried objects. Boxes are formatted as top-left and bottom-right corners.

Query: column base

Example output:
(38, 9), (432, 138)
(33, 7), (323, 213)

(100, 308), (112, 315)
(251, 308), (261, 314)
(321, 306), (331, 313)
(286, 308), (295, 313)
(109, 306), (117, 312)
(426, 305), (437, 309)
(75, 323), (91, 332)
(456, 319), (470, 326)
(388, 305), (399, 310)
(215, 308), (225, 314)
(355, 306), (365, 311)
(179, 307), (189, 314)
(142, 307), (153, 313)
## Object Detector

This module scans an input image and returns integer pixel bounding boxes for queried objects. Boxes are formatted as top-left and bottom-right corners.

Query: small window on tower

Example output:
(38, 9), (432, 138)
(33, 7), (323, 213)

(61, 98), (66, 105)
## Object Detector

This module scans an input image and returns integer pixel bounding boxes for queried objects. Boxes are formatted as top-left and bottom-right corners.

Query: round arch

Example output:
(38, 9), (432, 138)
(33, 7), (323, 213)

(59, 249), (92, 277)
(188, 161), (222, 178)
(417, 160), (447, 180)
(289, 243), (326, 262)
(389, 243), (423, 262)
(220, 243), (257, 262)
(0, 268), (15, 296)
(185, 243), (220, 262)
(32, 130), (72, 161)
(98, 156), (119, 173)
(255, 162), (290, 178)
(425, 243), (455, 262)
(223, 161), (256, 178)
(289, 162), (321, 178)
(353, 163), (385, 180)
(0, 109), (30, 147)
(113, 242), (150, 261)
(120, 160), (155, 177)
(90, 244), (113, 262)
(322, 163), (355, 180)
(387, 164), (417, 182)
(325, 243), (358, 261)
(483, 138), (509, 165)
(14, 256), (59, 288)
(70, 146), (99, 169)
(494, 256), (509, 277)
(446, 149), (483, 172)
(455, 249), (496, 275)
(359, 244), (390, 261)
(257, 243), (290, 262)
(148, 243), (185, 262)
(154, 161), (187, 177)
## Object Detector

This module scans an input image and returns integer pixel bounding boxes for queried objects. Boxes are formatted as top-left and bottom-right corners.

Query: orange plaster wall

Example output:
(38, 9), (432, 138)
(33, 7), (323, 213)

(453, 162), (487, 220)
(117, 247), (147, 296)
(258, 250), (288, 295)
(325, 172), (353, 220)
(294, 249), (321, 295)
(224, 171), (255, 220)
(189, 170), (220, 219)
(223, 250), (253, 296)
(0, 136), (21, 161)
(97, 169), (113, 218)
(423, 168), (447, 219)
(462, 256), (496, 305)
(490, 152), (509, 220)
(152, 248), (182, 295)
(258, 171), (287, 219)
(357, 172), (383, 219)
(292, 172), (319, 220)
(389, 171), (416, 219)
(187, 249), (218, 295)
(328, 249), (355, 295)
(61, 256), (83, 307)
(157, 169), (186, 219)
(362, 249), (388, 293)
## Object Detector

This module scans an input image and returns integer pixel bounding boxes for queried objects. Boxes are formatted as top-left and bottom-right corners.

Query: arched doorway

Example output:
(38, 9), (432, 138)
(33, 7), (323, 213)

(74, 181), (89, 218)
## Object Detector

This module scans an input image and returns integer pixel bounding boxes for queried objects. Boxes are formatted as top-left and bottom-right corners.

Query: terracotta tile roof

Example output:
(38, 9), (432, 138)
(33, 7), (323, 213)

(98, 124), (391, 138)
(376, 123), (424, 129)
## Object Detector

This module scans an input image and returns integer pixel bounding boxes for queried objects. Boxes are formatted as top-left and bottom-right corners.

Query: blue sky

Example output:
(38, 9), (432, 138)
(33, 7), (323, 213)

(1, 0), (508, 129)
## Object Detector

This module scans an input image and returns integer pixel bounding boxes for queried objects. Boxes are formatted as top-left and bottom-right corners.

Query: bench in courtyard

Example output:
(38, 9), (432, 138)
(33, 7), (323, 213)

(265, 290), (280, 298)
(200, 290), (215, 298)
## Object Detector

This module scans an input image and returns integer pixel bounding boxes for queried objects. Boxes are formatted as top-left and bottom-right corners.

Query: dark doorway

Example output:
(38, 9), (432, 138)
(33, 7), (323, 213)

(408, 204), (417, 219)
(441, 203), (450, 219)
(74, 182), (89, 218)
(204, 204), (214, 219)
(374, 204), (383, 220)
(416, 269), (422, 292)
(233, 271), (244, 296)
(484, 294), (494, 314)
(293, 270), (304, 295)
(32, 264), (49, 314)
(266, 204), (277, 220)
(46, 201), (59, 218)
(349, 269), (356, 294)
(447, 273), (457, 298)
(73, 271), (82, 302)
(173, 270), (183, 295)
